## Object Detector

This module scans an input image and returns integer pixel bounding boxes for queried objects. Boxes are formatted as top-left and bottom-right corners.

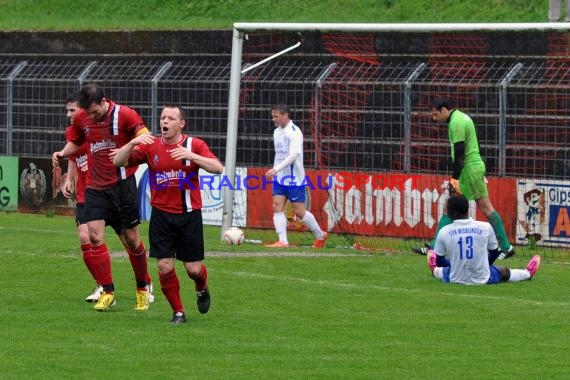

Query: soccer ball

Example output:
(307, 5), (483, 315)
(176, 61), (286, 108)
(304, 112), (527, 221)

(223, 227), (245, 245)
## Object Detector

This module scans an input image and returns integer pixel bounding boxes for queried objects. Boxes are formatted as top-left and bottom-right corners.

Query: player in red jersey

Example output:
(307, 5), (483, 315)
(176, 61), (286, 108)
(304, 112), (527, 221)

(52, 84), (153, 312)
(60, 92), (154, 304)
(60, 92), (101, 301)
(113, 105), (223, 324)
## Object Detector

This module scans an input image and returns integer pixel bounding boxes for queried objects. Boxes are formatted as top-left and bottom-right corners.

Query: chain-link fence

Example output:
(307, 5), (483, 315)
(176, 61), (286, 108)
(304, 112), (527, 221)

(1, 55), (569, 182)
(0, 57), (232, 158)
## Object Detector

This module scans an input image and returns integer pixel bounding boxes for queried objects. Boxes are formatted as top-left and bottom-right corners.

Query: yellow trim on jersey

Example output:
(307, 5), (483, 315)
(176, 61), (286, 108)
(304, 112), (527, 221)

(135, 127), (150, 137)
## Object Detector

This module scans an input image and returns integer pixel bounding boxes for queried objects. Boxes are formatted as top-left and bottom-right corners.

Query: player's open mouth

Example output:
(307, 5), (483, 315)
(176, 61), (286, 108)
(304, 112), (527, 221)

(162, 127), (168, 132)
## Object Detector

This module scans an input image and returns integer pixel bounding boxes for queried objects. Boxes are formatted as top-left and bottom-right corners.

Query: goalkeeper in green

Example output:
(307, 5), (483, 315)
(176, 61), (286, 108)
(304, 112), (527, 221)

(414, 97), (515, 259)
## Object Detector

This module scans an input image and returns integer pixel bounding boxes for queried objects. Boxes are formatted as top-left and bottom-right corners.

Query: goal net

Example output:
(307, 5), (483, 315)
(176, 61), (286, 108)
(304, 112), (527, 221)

(221, 23), (570, 259)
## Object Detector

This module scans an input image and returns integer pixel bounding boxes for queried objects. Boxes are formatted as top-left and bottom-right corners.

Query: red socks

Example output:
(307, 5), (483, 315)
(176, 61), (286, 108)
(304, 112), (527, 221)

(187, 264), (208, 291)
(127, 241), (150, 289)
(90, 243), (113, 291)
(159, 269), (183, 313)
(80, 243), (98, 283)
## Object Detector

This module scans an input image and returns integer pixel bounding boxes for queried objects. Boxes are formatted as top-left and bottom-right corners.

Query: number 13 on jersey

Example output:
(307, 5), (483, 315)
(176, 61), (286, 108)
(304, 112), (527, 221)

(457, 236), (474, 259)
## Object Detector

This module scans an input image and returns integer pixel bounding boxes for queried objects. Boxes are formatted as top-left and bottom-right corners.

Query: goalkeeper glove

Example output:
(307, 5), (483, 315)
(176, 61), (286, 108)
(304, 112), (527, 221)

(448, 178), (461, 195)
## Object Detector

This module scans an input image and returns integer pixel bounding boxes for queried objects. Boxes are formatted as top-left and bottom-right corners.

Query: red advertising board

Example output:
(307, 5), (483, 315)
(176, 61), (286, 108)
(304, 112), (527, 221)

(246, 168), (517, 241)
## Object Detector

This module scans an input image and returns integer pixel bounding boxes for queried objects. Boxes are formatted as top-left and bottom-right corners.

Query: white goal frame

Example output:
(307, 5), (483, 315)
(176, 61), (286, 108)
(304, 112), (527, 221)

(220, 22), (570, 238)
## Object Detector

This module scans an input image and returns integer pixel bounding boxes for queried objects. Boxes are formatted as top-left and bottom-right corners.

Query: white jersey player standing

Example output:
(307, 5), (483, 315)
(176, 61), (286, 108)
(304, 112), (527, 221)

(428, 195), (541, 285)
(264, 104), (327, 248)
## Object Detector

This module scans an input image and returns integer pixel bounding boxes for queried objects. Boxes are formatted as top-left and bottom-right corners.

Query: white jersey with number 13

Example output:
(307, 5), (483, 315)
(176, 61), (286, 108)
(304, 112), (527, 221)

(434, 218), (499, 284)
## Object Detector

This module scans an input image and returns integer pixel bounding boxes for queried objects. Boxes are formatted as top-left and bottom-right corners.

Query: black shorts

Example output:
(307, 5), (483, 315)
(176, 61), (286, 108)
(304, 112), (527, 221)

(149, 208), (205, 263)
(84, 176), (140, 234)
(75, 203), (121, 235)
(75, 202), (88, 226)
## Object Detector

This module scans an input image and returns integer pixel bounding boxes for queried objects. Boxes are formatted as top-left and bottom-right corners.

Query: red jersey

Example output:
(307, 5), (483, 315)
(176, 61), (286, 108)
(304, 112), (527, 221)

(128, 135), (218, 214)
(67, 100), (146, 190)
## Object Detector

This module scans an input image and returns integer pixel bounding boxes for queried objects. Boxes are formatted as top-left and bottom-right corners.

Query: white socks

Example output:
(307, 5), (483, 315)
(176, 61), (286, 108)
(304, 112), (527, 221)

(433, 267), (444, 280)
(273, 212), (288, 243)
(300, 210), (324, 239)
(508, 269), (531, 282)
(273, 210), (324, 242)
(432, 268), (531, 282)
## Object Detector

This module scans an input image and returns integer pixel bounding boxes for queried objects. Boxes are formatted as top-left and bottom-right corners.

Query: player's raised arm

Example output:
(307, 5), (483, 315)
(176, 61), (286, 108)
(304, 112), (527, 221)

(170, 148), (224, 174)
(112, 133), (155, 167)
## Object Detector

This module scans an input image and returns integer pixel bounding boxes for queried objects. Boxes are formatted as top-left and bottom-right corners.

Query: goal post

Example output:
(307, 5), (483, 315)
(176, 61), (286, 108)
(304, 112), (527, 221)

(220, 27), (244, 239)
(222, 22), (570, 257)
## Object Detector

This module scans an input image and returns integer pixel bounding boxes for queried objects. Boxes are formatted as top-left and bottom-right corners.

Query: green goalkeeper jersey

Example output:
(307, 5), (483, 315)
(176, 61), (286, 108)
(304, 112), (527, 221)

(448, 109), (483, 168)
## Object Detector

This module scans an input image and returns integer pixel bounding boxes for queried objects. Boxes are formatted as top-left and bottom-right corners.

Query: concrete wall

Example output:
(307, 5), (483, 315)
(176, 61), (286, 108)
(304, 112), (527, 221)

(0, 30), (233, 55)
(0, 30), (560, 57)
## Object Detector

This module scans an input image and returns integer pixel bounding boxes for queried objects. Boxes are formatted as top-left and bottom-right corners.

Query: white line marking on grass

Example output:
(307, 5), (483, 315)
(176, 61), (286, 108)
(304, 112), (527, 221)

(2, 226), (76, 235)
(209, 251), (373, 257)
(547, 260), (570, 265)
(220, 270), (570, 308)
(7, 251), (127, 258)
(209, 251), (570, 265)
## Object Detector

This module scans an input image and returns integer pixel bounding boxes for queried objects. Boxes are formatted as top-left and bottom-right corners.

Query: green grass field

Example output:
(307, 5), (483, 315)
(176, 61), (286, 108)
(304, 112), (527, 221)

(0, 1), (567, 378)
(0, 0), (548, 31)
(1, 212), (569, 379)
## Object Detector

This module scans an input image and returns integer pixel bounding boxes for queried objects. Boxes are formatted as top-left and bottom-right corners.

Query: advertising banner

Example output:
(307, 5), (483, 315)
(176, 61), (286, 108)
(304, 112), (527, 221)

(200, 167), (247, 227)
(11, 158), (518, 244)
(0, 156), (19, 211)
(246, 168), (517, 240)
(17, 157), (74, 214)
(517, 179), (570, 247)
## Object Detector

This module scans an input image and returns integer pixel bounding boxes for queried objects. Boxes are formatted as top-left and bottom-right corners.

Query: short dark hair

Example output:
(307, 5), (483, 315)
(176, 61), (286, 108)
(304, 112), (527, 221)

(163, 105), (186, 121)
(447, 195), (469, 220)
(430, 97), (453, 111)
(65, 91), (79, 104)
(272, 104), (291, 116)
(79, 83), (105, 109)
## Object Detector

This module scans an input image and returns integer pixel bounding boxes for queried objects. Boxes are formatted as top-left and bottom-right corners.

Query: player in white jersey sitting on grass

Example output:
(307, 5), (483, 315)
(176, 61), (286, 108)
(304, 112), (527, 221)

(427, 195), (541, 285)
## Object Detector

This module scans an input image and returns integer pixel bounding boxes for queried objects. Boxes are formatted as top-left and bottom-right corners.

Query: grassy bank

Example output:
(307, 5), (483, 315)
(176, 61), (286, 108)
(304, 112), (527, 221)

(0, 0), (548, 31)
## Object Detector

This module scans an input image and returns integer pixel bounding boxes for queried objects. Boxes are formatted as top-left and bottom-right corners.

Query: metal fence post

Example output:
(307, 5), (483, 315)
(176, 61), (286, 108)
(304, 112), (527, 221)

(403, 63), (427, 172)
(150, 62), (173, 134)
(5, 61), (27, 156)
(498, 62), (524, 176)
(313, 63), (336, 168)
(77, 61), (98, 87)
